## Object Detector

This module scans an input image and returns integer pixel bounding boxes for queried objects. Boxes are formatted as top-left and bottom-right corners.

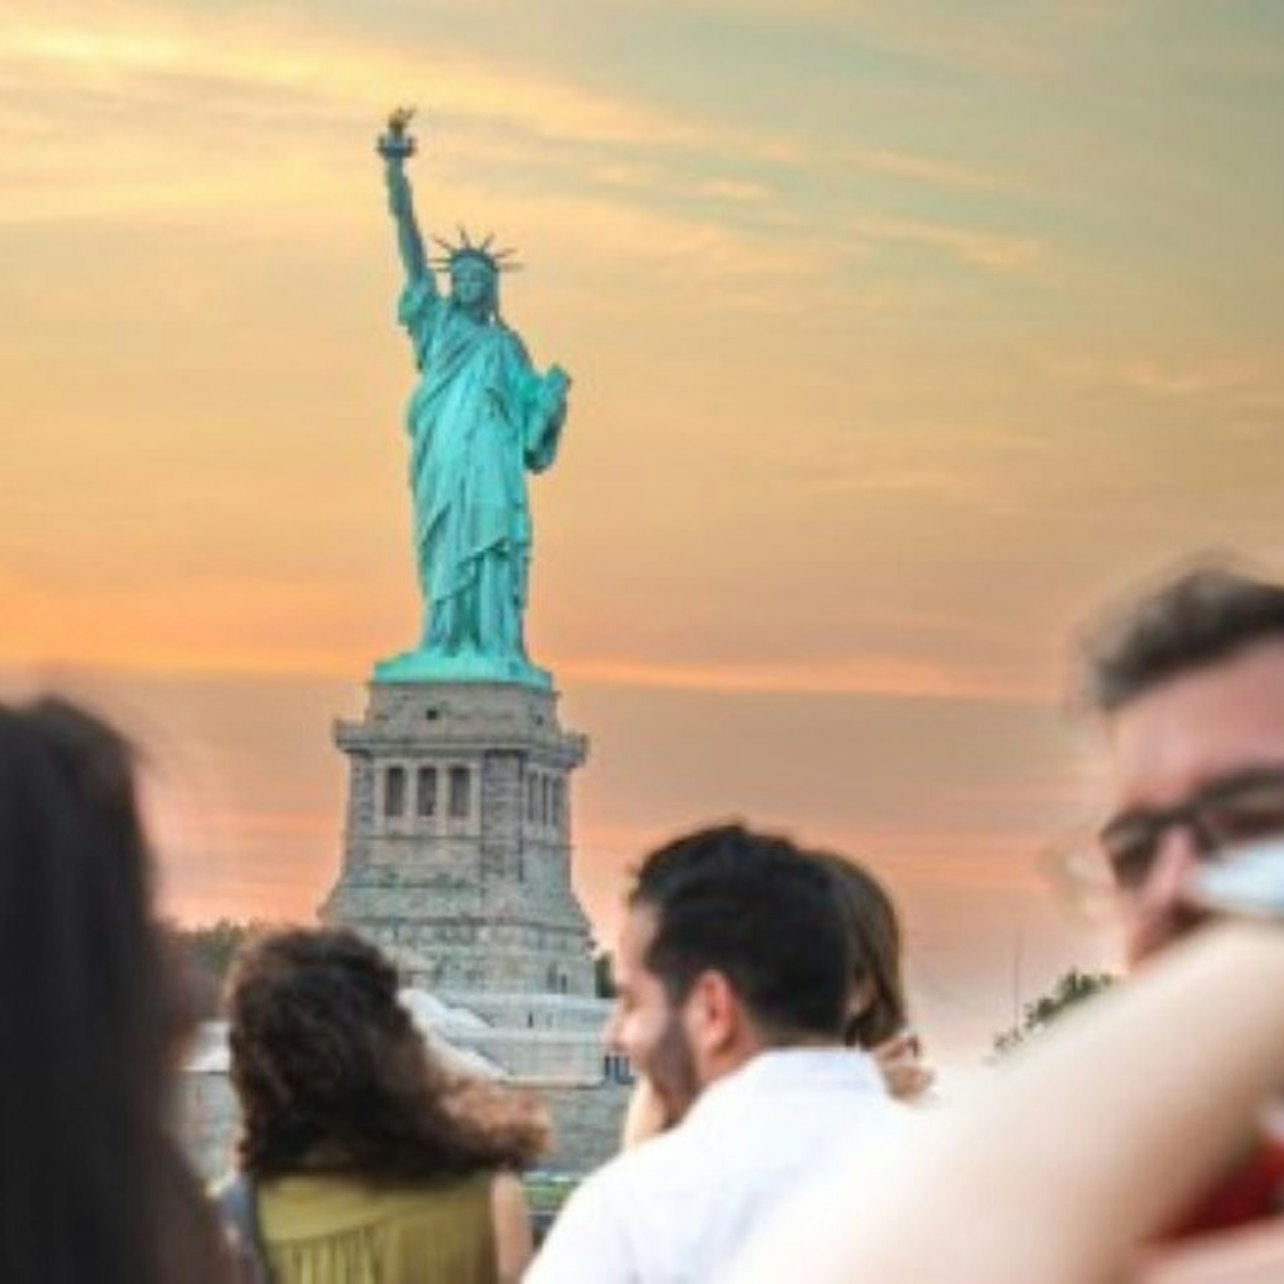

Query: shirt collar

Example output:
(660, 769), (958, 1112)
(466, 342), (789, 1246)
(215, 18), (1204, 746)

(683, 1045), (886, 1126)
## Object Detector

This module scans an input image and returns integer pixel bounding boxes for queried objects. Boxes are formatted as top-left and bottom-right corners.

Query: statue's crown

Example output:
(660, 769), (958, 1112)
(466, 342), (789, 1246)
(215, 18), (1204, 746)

(431, 227), (520, 275)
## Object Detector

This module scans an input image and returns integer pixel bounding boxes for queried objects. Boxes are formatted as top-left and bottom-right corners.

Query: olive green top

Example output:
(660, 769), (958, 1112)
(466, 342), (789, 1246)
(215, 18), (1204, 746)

(257, 1171), (497, 1284)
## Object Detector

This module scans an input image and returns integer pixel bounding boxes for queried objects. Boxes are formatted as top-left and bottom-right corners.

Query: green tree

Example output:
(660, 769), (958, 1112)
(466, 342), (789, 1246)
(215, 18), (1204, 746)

(993, 968), (1116, 1055)
(169, 918), (267, 987)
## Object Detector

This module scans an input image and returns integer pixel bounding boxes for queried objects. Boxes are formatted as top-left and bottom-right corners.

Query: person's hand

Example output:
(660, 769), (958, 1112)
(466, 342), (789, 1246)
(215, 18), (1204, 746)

(620, 1076), (672, 1150)
(872, 1030), (936, 1102)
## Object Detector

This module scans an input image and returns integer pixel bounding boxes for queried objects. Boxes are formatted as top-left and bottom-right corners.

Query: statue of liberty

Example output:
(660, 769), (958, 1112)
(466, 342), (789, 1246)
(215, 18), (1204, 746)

(373, 108), (570, 689)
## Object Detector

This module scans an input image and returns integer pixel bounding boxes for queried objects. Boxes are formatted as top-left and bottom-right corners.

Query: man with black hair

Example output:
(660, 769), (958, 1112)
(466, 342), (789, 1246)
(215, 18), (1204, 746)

(526, 824), (906, 1283)
(1080, 564), (1284, 1236)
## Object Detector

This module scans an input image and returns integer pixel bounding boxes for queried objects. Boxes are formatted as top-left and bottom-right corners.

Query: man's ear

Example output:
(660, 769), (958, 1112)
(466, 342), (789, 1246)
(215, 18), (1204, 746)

(685, 969), (743, 1059)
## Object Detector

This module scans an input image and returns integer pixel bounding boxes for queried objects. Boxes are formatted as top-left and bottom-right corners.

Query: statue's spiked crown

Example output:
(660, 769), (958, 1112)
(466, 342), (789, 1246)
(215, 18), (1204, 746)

(431, 227), (521, 276)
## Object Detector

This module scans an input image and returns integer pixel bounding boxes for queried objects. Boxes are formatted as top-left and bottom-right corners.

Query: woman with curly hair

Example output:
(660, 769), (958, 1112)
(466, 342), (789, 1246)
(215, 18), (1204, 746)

(224, 927), (547, 1283)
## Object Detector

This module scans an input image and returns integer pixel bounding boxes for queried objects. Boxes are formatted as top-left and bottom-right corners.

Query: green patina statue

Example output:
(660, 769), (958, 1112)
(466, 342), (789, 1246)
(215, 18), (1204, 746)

(373, 108), (571, 689)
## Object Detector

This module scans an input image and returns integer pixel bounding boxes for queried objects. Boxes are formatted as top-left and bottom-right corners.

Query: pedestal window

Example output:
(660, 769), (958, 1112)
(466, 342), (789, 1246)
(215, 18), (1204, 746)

(448, 765), (471, 819)
(416, 765), (438, 818)
(383, 765), (406, 817)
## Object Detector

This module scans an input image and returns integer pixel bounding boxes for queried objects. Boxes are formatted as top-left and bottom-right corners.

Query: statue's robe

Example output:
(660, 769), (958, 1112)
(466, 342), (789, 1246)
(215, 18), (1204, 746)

(398, 277), (566, 666)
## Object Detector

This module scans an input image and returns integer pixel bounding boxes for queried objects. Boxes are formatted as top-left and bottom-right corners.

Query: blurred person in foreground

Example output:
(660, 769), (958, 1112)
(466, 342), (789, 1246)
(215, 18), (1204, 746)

(729, 855), (1284, 1284)
(526, 823), (909, 1284)
(224, 927), (545, 1283)
(1076, 564), (1284, 1237)
(0, 697), (237, 1284)
(728, 562), (1284, 1281)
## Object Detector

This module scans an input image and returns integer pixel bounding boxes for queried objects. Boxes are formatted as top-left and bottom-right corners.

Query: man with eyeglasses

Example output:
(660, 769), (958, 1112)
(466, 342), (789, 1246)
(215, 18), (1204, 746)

(1082, 564), (1284, 1236)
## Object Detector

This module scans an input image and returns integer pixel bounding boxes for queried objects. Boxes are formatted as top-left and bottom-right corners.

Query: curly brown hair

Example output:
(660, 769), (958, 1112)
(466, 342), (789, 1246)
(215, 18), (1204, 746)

(226, 928), (547, 1181)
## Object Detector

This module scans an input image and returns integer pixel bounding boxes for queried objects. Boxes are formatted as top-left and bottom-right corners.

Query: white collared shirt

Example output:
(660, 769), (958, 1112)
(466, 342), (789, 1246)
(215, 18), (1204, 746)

(525, 1047), (909, 1284)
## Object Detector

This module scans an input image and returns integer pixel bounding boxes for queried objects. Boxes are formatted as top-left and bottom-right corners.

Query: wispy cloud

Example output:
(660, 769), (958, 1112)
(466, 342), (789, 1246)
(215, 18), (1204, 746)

(0, 12), (704, 148)
(851, 214), (1046, 274)
(842, 147), (1004, 192)
(563, 656), (1043, 703)
(0, 639), (1043, 705)
(696, 177), (773, 203)
(1121, 357), (1263, 398)
(0, 2), (1024, 239)
(1041, 349), (1284, 403)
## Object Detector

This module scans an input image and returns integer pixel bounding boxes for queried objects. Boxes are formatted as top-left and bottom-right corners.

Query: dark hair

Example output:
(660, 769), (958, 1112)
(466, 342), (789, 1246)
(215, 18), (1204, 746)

(227, 928), (547, 1181)
(814, 854), (907, 1049)
(0, 697), (230, 1284)
(629, 823), (852, 1042)
(1083, 565), (1284, 713)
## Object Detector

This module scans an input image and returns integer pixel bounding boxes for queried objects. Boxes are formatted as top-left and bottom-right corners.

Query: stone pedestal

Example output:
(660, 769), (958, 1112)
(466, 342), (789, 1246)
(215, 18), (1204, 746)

(321, 681), (595, 997)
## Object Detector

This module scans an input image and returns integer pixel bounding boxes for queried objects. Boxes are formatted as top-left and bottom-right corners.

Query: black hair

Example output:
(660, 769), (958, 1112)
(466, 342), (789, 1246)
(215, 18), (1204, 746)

(1083, 565), (1284, 713)
(629, 823), (852, 1042)
(0, 697), (230, 1284)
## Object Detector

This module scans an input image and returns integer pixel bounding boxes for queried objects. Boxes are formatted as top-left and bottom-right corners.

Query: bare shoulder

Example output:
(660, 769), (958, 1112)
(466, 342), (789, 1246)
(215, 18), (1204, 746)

(490, 1171), (529, 1219)
(489, 1172), (533, 1284)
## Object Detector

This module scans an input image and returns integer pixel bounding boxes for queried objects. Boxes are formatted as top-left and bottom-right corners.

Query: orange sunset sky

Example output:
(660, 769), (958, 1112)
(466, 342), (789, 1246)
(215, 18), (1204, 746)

(3, 0), (1283, 1060)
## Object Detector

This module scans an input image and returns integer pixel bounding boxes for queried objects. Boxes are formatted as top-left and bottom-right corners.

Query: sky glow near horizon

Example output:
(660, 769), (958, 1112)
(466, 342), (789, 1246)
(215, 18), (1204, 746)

(4, 0), (1283, 1058)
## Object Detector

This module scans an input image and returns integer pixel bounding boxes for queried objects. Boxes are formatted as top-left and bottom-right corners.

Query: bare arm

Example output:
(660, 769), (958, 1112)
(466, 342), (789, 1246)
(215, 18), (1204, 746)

(490, 1172), (534, 1284)
(731, 922), (1284, 1284)
(1140, 1223), (1284, 1283)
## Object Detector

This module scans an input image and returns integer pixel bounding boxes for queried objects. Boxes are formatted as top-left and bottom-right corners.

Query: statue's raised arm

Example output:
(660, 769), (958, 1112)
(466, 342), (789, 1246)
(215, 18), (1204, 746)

(377, 107), (430, 287)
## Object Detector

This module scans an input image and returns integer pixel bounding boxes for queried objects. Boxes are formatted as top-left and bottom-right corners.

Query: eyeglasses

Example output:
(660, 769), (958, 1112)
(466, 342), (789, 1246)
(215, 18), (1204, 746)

(1098, 768), (1284, 892)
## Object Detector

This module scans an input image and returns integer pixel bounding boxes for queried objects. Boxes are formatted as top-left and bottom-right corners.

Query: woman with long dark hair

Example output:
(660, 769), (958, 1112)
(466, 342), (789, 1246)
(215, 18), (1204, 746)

(817, 852), (935, 1101)
(0, 696), (236, 1283)
(225, 927), (547, 1283)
